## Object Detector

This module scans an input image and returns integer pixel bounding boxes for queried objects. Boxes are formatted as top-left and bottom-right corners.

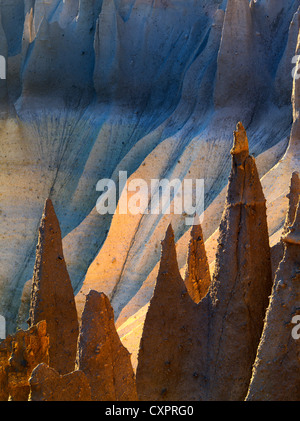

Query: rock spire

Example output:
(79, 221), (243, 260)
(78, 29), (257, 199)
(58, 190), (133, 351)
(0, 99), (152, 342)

(184, 220), (211, 303)
(136, 225), (206, 401)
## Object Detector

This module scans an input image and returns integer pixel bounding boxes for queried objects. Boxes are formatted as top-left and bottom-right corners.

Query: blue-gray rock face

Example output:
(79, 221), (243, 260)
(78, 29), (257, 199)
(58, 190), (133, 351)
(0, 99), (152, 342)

(0, 0), (299, 332)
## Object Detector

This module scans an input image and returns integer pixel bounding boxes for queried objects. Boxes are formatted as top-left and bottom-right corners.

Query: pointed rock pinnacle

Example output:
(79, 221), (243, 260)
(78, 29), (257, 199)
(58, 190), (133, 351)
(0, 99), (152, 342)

(137, 124), (273, 401)
(282, 187), (300, 245)
(29, 363), (91, 401)
(76, 290), (137, 401)
(0, 337), (10, 401)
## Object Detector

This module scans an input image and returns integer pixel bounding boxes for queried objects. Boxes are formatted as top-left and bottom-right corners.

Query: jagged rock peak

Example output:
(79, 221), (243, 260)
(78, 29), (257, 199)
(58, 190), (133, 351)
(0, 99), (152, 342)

(231, 121), (249, 157)
(282, 171), (300, 236)
(137, 123), (273, 401)
(0, 338), (10, 401)
(184, 218), (211, 303)
(29, 363), (91, 401)
(0, 320), (49, 401)
(76, 290), (137, 401)
(282, 193), (300, 245)
(29, 198), (79, 376)
(225, 122), (266, 207)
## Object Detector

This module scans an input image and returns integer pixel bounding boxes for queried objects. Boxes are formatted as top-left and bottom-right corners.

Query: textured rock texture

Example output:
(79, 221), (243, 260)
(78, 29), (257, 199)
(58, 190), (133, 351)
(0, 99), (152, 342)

(7, 320), (49, 401)
(0, 0), (299, 402)
(76, 290), (137, 401)
(0, 335), (12, 401)
(242, 31), (300, 400)
(136, 225), (206, 401)
(75, 2), (300, 330)
(29, 363), (91, 401)
(0, 0), (298, 333)
(246, 198), (300, 401)
(137, 123), (273, 401)
(205, 122), (273, 401)
(0, 320), (49, 401)
(283, 172), (300, 236)
(270, 172), (300, 277)
(184, 220), (211, 303)
(29, 199), (79, 375)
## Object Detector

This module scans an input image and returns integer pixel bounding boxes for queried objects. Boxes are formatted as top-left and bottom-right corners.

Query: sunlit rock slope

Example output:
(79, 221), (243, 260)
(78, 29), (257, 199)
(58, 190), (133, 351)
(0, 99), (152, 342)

(0, 0), (299, 333)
